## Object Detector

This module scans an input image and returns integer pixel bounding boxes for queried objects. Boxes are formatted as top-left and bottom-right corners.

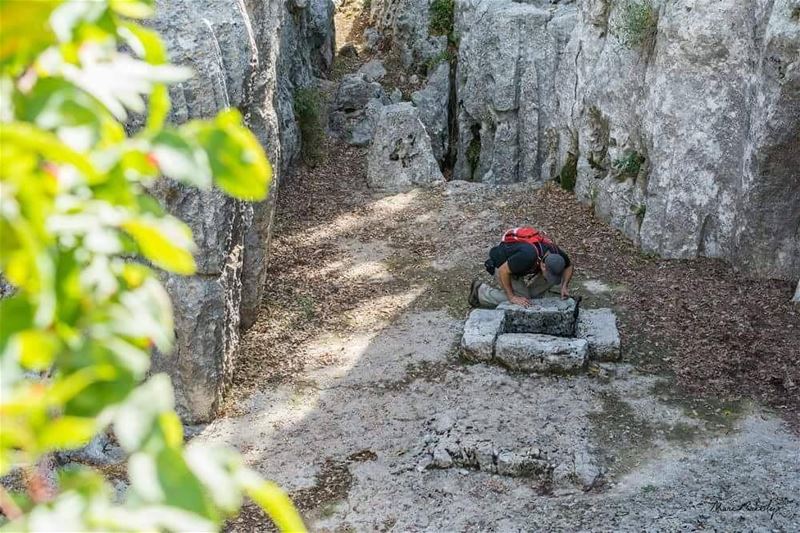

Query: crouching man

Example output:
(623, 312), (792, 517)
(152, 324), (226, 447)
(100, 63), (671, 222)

(468, 227), (573, 308)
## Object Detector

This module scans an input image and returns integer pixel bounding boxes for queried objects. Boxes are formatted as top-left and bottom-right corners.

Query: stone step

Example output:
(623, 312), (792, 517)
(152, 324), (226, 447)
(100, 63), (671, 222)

(460, 309), (506, 363)
(495, 334), (588, 374)
(497, 298), (577, 336)
(576, 308), (621, 362)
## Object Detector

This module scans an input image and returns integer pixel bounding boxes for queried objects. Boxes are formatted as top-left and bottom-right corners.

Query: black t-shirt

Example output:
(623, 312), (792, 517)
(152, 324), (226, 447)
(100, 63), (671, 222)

(488, 242), (571, 276)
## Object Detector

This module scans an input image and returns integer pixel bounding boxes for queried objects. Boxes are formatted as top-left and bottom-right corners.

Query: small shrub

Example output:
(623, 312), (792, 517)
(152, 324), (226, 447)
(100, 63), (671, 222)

(425, 49), (454, 73)
(294, 87), (324, 165)
(429, 0), (455, 37)
(363, 0), (371, 11)
(612, 151), (646, 181)
(614, 0), (657, 50)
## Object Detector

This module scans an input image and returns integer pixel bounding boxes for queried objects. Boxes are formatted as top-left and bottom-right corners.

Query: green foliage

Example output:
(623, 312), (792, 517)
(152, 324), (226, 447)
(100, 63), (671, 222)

(558, 152), (578, 192)
(429, 0), (455, 37)
(612, 151), (646, 181)
(613, 1), (658, 50)
(362, 0), (371, 11)
(424, 49), (454, 73)
(293, 87), (324, 166)
(0, 1), (304, 531)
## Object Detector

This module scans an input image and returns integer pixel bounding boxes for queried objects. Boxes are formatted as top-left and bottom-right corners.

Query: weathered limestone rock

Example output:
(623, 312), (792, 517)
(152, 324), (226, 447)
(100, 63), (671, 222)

(553, 450), (603, 491)
(363, 27), (382, 51)
(329, 73), (388, 145)
(367, 103), (445, 191)
(555, 0), (800, 280)
(498, 298), (577, 337)
(369, 0), (447, 68)
(494, 334), (588, 374)
(429, 439), (551, 479)
(411, 61), (450, 165)
(576, 308), (621, 362)
(453, 1), (570, 183)
(460, 309), (506, 362)
(150, 0), (334, 422)
(358, 59), (387, 82)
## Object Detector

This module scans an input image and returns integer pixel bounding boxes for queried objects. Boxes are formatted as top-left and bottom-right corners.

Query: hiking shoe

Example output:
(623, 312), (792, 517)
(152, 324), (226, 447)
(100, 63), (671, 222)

(468, 279), (482, 308)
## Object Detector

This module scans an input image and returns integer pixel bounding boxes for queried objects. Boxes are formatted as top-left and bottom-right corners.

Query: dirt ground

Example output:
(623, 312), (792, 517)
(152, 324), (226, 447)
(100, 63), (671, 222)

(210, 3), (800, 531)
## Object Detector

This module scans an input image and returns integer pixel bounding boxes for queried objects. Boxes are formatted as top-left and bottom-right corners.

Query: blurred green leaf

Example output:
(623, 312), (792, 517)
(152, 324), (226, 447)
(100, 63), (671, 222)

(239, 469), (307, 533)
(151, 129), (212, 188)
(110, 0), (154, 19)
(184, 109), (272, 200)
(113, 374), (173, 452)
(118, 21), (165, 64)
(0, 0), (58, 75)
(10, 329), (59, 370)
(122, 215), (196, 275)
(38, 416), (96, 452)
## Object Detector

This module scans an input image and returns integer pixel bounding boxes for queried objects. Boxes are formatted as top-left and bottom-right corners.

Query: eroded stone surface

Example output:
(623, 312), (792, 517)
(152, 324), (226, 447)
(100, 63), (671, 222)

(495, 333), (588, 373)
(411, 61), (450, 165)
(328, 73), (388, 145)
(460, 309), (506, 362)
(367, 103), (444, 191)
(577, 308), (621, 362)
(498, 297), (577, 336)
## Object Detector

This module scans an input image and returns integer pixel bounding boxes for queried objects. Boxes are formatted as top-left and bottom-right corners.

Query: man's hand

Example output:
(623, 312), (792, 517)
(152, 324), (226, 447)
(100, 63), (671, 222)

(560, 285), (570, 300)
(509, 295), (530, 307)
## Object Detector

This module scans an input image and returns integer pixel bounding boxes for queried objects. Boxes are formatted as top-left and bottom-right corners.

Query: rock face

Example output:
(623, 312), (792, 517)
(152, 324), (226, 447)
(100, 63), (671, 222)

(411, 61), (451, 165)
(149, 0), (334, 423)
(367, 103), (445, 191)
(373, 0), (799, 281)
(328, 73), (389, 145)
(369, 0), (448, 68)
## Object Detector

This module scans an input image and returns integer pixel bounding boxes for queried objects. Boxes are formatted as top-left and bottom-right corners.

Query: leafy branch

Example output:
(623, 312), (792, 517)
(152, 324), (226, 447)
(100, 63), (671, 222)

(0, 0), (303, 530)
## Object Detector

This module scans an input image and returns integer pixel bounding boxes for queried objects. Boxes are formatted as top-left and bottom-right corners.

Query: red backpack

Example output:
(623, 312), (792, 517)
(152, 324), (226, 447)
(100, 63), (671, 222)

(501, 226), (553, 248)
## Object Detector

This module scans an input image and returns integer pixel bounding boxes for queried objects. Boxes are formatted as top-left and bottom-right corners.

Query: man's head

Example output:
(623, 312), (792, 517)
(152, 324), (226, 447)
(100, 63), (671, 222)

(541, 252), (566, 284)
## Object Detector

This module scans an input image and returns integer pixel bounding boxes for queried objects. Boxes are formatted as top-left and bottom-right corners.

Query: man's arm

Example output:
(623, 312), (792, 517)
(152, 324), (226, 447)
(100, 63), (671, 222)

(560, 264), (574, 299)
(498, 262), (530, 307)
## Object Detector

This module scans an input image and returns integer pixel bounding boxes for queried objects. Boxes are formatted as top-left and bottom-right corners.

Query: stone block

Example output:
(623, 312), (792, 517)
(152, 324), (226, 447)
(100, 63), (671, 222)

(576, 308), (621, 362)
(494, 334), (587, 374)
(460, 309), (506, 362)
(497, 297), (577, 336)
(367, 103), (445, 191)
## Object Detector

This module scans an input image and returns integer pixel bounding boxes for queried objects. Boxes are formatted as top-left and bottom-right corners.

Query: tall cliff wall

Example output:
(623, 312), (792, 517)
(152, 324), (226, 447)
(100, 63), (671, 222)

(368, 0), (800, 281)
(149, 0), (334, 423)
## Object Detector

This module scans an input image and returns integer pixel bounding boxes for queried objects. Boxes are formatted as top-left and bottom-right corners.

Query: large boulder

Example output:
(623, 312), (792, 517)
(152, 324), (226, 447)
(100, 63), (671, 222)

(555, 0), (800, 280)
(149, 0), (334, 423)
(411, 61), (451, 165)
(328, 73), (389, 145)
(367, 103), (445, 191)
(454, 2), (571, 183)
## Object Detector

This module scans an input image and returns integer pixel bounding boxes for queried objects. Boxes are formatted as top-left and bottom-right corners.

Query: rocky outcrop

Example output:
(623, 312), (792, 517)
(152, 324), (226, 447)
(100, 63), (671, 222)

(328, 73), (389, 145)
(369, 0), (448, 69)
(367, 103), (445, 191)
(370, 0), (799, 281)
(149, 0), (334, 423)
(412, 61), (451, 165)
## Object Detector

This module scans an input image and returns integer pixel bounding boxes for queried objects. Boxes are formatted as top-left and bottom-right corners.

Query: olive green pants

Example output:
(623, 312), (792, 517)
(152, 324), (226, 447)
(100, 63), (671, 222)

(477, 272), (555, 308)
